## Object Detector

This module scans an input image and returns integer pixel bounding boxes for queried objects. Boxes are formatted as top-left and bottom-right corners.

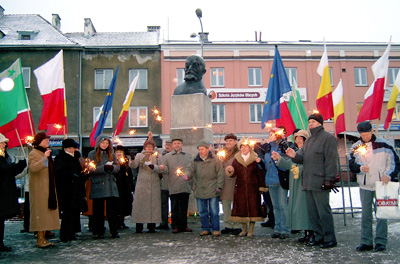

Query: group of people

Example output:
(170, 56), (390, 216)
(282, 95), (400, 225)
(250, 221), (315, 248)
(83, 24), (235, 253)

(1, 113), (399, 253)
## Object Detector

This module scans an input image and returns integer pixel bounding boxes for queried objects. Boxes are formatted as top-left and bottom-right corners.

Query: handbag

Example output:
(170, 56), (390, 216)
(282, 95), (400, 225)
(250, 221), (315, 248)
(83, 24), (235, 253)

(375, 181), (400, 220)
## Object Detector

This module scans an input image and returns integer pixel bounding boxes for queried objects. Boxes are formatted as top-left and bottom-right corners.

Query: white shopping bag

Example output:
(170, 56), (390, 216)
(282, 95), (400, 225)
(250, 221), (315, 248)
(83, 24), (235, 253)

(375, 181), (400, 220)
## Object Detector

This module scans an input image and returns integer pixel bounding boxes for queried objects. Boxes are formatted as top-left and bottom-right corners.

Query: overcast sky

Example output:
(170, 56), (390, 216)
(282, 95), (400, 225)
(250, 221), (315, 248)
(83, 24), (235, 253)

(2, 0), (399, 43)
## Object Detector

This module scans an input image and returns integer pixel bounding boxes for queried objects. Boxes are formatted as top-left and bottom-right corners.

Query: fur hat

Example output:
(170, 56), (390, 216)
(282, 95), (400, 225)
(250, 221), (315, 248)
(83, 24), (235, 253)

(308, 112), (324, 125)
(293, 130), (309, 140)
(0, 133), (9, 143)
(62, 138), (78, 149)
(357, 121), (373, 133)
(32, 132), (50, 146)
(143, 139), (156, 149)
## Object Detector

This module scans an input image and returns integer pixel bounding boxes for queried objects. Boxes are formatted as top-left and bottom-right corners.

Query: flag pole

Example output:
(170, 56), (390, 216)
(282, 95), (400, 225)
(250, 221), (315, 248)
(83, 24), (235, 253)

(14, 128), (27, 160)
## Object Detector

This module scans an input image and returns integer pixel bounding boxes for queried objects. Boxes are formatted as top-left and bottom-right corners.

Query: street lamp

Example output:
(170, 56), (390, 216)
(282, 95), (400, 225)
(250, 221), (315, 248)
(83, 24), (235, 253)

(195, 8), (203, 57)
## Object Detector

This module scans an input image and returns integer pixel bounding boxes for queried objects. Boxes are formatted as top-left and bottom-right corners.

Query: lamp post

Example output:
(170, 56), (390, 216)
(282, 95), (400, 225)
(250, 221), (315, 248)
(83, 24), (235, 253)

(195, 8), (204, 57)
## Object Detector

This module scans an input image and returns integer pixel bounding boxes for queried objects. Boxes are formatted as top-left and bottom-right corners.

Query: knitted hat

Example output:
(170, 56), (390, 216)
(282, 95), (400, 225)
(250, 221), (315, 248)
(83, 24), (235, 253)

(0, 133), (9, 143)
(32, 132), (50, 146)
(143, 139), (156, 149)
(224, 133), (237, 141)
(62, 138), (78, 149)
(308, 112), (324, 125)
(293, 130), (310, 140)
(197, 139), (209, 149)
(357, 121), (372, 133)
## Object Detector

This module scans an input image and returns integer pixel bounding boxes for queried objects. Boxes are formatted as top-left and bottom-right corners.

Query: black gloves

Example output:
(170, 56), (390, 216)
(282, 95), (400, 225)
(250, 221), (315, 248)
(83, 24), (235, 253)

(104, 164), (114, 172)
(322, 180), (339, 193)
(148, 164), (155, 170)
(17, 159), (27, 169)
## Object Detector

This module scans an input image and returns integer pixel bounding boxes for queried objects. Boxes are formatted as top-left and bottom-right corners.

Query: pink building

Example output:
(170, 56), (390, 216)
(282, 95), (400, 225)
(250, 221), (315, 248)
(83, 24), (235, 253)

(161, 41), (400, 159)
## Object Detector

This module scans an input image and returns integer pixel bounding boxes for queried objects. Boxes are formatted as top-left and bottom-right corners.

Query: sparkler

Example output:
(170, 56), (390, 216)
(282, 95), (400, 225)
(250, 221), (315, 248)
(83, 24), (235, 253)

(25, 135), (34, 145)
(149, 107), (163, 131)
(83, 158), (97, 174)
(129, 129), (136, 136)
(114, 137), (122, 145)
(192, 127), (198, 131)
(0, 148), (5, 157)
(119, 157), (126, 164)
(216, 149), (227, 160)
(312, 109), (319, 114)
(206, 123), (212, 129)
(175, 167), (185, 177)
(353, 144), (368, 165)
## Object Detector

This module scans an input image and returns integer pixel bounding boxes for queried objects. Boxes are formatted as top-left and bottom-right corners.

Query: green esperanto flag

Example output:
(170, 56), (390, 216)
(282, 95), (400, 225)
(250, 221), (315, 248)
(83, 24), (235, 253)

(0, 58), (28, 127)
(288, 79), (308, 131)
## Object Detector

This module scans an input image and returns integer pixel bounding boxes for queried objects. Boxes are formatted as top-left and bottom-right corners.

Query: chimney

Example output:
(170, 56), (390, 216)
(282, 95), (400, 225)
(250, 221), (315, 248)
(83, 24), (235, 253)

(147, 26), (160, 33)
(84, 18), (96, 38)
(0, 6), (5, 18)
(52, 14), (61, 31)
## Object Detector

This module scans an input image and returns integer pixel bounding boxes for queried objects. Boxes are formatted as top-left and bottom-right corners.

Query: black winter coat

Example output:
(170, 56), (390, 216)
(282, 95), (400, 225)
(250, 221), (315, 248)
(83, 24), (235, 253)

(115, 158), (134, 216)
(0, 152), (26, 218)
(55, 151), (87, 212)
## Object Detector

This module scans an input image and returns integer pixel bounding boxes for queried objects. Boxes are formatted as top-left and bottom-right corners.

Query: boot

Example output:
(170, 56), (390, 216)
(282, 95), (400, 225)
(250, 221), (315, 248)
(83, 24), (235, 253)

(239, 223), (248, 237)
(36, 231), (54, 248)
(298, 230), (308, 243)
(247, 222), (255, 237)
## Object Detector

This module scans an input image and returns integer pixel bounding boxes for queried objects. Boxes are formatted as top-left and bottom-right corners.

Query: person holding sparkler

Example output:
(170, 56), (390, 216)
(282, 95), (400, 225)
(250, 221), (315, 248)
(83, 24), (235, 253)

(262, 127), (291, 240)
(129, 139), (162, 233)
(285, 113), (338, 249)
(219, 133), (243, 236)
(183, 139), (224, 237)
(114, 145), (134, 230)
(159, 138), (193, 233)
(349, 121), (400, 252)
(0, 133), (27, 252)
(225, 138), (267, 237)
(87, 135), (120, 239)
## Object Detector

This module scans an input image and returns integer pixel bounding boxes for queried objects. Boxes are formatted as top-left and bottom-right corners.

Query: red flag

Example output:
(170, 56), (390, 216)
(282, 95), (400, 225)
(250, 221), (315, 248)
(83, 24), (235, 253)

(357, 41), (391, 123)
(90, 106), (102, 147)
(275, 100), (296, 136)
(33, 50), (67, 134)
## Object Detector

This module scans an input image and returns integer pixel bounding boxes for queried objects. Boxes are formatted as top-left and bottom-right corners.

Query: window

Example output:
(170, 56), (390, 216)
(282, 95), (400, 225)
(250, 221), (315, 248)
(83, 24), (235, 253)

(95, 69), (113, 90)
(388, 68), (400, 86)
(211, 68), (224, 87)
(212, 104), (225, 123)
(329, 67), (334, 86)
(17, 30), (38, 40)
(129, 106), (148, 127)
(389, 104), (400, 122)
(176, 68), (185, 86)
(129, 69), (148, 90)
(22, 67), (30, 88)
(248, 68), (262, 86)
(354, 68), (368, 86)
(93, 107), (112, 128)
(250, 104), (263, 123)
(285, 68), (298, 86)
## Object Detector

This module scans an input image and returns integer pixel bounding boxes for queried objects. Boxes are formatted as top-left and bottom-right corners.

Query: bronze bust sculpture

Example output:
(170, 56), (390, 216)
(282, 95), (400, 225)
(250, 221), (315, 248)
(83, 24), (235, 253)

(173, 55), (207, 95)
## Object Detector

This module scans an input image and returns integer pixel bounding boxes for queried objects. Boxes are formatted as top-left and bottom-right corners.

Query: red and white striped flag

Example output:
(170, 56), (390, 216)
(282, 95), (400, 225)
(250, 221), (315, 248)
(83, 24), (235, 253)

(34, 50), (67, 135)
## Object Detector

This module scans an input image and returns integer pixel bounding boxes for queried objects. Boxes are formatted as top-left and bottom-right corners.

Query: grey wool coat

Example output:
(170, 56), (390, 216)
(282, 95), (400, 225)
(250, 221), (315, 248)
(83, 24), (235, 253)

(129, 151), (162, 223)
(292, 126), (339, 191)
(161, 150), (192, 195)
(185, 151), (225, 199)
(88, 135), (120, 199)
(276, 156), (312, 231)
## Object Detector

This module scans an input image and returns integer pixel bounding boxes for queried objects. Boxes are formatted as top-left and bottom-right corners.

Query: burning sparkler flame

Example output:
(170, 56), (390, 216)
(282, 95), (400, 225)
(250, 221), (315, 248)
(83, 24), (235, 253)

(206, 123), (212, 129)
(114, 137), (122, 145)
(54, 124), (62, 130)
(0, 148), (5, 157)
(216, 149), (227, 160)
(192, 127), (198, 131)
(83, 158), (97, 173)
(119, 157), (126, 163)
(312, 109), (320, 114)
(175, 167), (185, 177)
(25, 136), (34, 143)
(129, 129), (136, 136)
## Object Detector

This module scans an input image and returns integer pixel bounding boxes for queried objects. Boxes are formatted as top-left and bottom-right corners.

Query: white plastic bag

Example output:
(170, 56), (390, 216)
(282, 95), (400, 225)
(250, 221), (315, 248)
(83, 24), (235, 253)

(375, 181), (400, 220)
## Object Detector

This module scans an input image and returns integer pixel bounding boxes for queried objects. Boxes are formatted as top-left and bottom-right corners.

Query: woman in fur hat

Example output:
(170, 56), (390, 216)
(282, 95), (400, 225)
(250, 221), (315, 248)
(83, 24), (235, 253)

(226, 139), (267, 237)
(129, 139), (162, 233)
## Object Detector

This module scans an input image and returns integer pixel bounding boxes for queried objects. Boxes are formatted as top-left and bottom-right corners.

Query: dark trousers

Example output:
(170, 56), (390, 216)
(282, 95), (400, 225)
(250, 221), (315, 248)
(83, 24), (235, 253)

(23, 192), (30, 232)
(93, 197), (119, 236)
(60, 207), (81, 242)
(170, 193), (190, 231)
(263, 190), (275, 222)
(0, 217), (5, 246)
(306, 190), (336, 243)
(161, 190), (169, 226)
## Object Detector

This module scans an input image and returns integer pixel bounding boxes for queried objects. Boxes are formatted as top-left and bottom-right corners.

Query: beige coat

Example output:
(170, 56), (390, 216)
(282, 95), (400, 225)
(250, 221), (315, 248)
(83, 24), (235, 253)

(28, 149), (60, 232)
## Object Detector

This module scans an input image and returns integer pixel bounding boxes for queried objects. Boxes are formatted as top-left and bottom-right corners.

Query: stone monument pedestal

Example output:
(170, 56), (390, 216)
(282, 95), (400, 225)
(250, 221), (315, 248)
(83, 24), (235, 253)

(170, 93), (213, 157)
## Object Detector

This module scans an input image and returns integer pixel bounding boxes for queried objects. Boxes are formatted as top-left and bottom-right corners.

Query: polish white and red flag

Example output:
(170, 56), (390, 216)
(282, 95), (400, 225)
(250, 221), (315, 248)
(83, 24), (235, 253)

(34, 50), (67, 135)
(357, 41), (391, 123)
